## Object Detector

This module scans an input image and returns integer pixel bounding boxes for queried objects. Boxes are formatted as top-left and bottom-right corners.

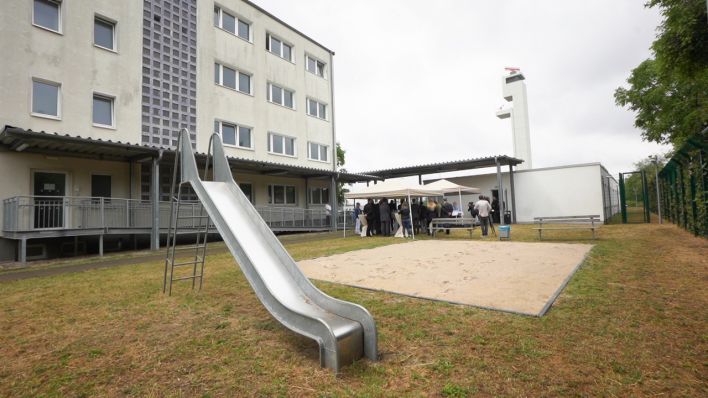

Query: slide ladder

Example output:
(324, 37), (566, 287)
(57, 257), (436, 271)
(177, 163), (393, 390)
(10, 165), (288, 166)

(164, 129), (378, 372)
(163, 166), (211, 295)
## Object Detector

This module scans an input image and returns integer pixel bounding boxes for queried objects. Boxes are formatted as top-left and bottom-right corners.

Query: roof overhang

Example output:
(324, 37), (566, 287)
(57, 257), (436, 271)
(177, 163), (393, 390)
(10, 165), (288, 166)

(0, 126), (378, 183)
(356, 156), (524, 180)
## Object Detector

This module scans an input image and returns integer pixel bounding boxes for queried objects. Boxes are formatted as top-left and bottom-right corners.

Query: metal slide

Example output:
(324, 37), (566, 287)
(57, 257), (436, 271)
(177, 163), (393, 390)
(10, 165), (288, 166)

(173, 130), (377, 372)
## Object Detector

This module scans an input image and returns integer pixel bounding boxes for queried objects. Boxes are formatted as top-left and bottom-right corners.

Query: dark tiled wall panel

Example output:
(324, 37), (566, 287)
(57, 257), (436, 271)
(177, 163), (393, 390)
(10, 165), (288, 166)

(141, 0), (197, 149)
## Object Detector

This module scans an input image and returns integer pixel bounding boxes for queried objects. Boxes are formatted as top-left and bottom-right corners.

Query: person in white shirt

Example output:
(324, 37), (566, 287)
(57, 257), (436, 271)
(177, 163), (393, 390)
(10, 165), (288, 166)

(474, 195), (492, 237)
(324, 202), (332, 227)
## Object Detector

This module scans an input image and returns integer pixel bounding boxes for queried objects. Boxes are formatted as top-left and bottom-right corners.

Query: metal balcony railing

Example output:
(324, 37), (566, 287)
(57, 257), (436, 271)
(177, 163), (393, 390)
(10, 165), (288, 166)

(2, 196), (335, 233)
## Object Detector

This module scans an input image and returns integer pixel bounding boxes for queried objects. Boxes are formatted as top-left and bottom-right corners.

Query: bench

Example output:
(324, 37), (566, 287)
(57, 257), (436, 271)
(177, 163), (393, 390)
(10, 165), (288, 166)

(533, 215), (600, 240)
(429, 217), (478, 238)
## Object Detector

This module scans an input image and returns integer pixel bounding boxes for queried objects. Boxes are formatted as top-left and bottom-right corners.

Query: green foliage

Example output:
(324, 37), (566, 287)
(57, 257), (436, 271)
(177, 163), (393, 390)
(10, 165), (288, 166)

(335, 142), (349, 205)
(614, 0), (708, 146)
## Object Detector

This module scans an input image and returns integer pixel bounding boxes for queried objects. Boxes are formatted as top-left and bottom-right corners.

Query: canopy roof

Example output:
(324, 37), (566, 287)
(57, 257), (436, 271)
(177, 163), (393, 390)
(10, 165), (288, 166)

(357, 155), (523, 179)
(344, 181), (440, 199)
(0, 126), (378, 183)
(425, 179), (480, 194)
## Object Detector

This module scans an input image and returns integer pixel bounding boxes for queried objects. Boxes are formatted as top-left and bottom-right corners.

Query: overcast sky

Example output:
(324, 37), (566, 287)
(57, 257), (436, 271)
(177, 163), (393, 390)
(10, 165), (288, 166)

(257, 0), (671, 177)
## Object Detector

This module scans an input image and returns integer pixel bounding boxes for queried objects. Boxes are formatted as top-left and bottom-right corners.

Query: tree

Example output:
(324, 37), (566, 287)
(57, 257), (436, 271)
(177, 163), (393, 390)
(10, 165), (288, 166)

(614, 0), (708, 146)
(335, 142), (349, 205)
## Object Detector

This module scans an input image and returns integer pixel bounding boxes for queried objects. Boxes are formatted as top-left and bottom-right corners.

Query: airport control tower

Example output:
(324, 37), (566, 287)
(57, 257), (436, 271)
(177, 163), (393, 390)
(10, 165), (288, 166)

(496, 68), (532, 170)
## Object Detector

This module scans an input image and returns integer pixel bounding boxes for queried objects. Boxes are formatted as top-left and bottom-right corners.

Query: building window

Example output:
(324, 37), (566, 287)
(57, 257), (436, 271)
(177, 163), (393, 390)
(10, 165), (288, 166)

(214, 5), (250, 41)
(94, 16), (116, 51)
(308, 142), (329, 162)
(214, 63), (251, 94)
(267, 83), (294, 109)
(91, 175), (112, 198)
(268, 133), (295, 156)
(239, 183), (253, 203)
(268, 184), (296, 205)
(309, 187), (330, 205)
(306, 55), (326, 78)
(31, 79), (60, 118)
(266, 33), (293, 62)
(214, 120), (252, 149)
(306, 98), (327, 120)
(92, 94), (114, 127)
(33, 0), (61, 33)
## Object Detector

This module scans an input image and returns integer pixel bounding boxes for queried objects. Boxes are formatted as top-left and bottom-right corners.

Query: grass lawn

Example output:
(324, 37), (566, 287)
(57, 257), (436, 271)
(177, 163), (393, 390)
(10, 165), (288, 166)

(0, 224), (706, 397)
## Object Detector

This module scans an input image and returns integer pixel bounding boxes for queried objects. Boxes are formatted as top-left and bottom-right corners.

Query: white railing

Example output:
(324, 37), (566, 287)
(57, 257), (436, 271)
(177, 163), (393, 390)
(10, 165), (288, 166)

(2, 196), (335, 233)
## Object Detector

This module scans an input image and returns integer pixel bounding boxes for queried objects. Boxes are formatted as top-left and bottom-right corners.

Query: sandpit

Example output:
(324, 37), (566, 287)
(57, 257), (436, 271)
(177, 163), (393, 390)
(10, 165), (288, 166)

(298, 240), (593, 316)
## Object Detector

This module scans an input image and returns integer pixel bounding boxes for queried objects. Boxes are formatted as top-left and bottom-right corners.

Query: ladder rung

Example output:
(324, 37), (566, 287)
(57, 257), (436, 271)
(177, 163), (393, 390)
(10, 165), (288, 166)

(171, 274), (203, 281)
(171, 245), (207, 252)
(176, 215), (209, 219)
(172, 259), (203, 267)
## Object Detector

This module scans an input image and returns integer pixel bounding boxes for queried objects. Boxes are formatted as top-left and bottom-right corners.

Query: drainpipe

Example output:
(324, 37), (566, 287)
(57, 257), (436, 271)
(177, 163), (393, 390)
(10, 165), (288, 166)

(151, 150), (163, 250)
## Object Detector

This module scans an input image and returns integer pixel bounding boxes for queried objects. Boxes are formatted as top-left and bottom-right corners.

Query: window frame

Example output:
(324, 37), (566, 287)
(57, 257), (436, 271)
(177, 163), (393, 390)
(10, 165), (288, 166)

(214, 62), (252, 95)
(93, 15), (117, 52)
(238, 182), (254, 203)
(266, 33), (294, 63)
(214, 119), (254, 150)
(92, 92), (115, 129)
(306, 98), (328, 120)
(266, 82), (295, 109)
(268, 184), (297, 206)
(305, 54), (326, 78)
(268, 132), (297, 157)
(32, 0), (62, 34)
(307, 142), (329, 163)
(30, 77), (61, 120)
(308, 187), (330, 205)
(213, 5), (251, 42)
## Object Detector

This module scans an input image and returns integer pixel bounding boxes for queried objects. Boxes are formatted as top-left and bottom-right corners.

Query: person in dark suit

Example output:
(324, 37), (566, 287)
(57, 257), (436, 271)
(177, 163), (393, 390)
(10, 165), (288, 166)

(491, 196), (500, 224)
(372, 199), (380, 235)
(378, 198), (391, 236)
(364, 199), (375, 237)
(441, 198), (454, 234)
(411, 199), (421, 234)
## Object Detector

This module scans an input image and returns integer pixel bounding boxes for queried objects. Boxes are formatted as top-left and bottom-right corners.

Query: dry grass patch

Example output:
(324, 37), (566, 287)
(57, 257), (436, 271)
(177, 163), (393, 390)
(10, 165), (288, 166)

(0, 224), (706, 397)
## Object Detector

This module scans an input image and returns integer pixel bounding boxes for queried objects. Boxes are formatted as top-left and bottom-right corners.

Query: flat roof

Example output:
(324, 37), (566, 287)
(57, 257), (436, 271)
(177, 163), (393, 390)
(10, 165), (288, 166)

(357, 156), (524, 180)
(0, 126), (376, 183)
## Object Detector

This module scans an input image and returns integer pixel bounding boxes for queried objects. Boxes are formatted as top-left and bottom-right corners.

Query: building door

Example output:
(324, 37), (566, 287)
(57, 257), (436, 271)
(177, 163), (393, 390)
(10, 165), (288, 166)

(33, 172), (66, 229)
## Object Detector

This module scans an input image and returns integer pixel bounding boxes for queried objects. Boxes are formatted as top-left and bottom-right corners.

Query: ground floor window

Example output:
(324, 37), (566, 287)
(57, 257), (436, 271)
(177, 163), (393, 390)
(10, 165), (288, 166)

(239, 182), (253, 203)
(91, 174), (111, 201)
(309, 187), (329, 204)
(268, 184), (296, 205)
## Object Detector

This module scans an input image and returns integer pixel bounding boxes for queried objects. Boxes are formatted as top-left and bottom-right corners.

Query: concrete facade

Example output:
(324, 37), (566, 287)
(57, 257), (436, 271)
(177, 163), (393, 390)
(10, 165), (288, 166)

(0, 0), (144, 144)
(0, 0), (339, 261)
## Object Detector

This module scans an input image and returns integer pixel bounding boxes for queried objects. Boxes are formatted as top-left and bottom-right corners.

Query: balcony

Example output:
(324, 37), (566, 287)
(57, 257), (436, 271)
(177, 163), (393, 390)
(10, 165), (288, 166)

(2, 196), (334, 239)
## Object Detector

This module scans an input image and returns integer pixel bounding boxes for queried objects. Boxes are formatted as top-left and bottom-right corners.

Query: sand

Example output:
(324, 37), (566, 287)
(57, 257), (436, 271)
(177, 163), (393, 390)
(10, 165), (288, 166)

(298, 240), (593, 316)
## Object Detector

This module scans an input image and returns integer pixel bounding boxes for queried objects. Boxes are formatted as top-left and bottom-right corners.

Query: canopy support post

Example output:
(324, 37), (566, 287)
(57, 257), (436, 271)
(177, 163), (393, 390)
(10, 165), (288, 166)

(509, 164), (517, 223)
(495, 157), (506, 226)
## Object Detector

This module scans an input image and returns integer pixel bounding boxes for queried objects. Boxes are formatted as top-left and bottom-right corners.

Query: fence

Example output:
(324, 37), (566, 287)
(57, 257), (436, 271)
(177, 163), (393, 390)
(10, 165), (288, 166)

(658, 129), (707, 237)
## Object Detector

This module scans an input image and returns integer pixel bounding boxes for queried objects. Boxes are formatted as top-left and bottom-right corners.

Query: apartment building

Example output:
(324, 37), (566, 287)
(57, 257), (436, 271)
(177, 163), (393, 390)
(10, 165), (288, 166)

(0, 0), (370, 261)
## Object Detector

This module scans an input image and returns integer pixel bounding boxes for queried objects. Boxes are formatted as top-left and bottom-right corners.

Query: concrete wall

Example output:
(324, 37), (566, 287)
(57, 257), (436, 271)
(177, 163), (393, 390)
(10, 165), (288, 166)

(197, 0), (335, 171)
(0, 0), (143, 144)
(443, 163), (607, 223)
(0, 150), (132, 236)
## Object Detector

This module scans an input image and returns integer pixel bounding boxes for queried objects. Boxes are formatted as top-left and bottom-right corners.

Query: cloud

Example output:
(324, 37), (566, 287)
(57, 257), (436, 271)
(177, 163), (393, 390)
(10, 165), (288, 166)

(254, 0), (668, 177)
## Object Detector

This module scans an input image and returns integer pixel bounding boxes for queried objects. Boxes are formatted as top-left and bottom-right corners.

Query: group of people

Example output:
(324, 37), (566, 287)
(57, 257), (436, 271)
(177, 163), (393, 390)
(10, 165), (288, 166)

(351, 196), (499, 238)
